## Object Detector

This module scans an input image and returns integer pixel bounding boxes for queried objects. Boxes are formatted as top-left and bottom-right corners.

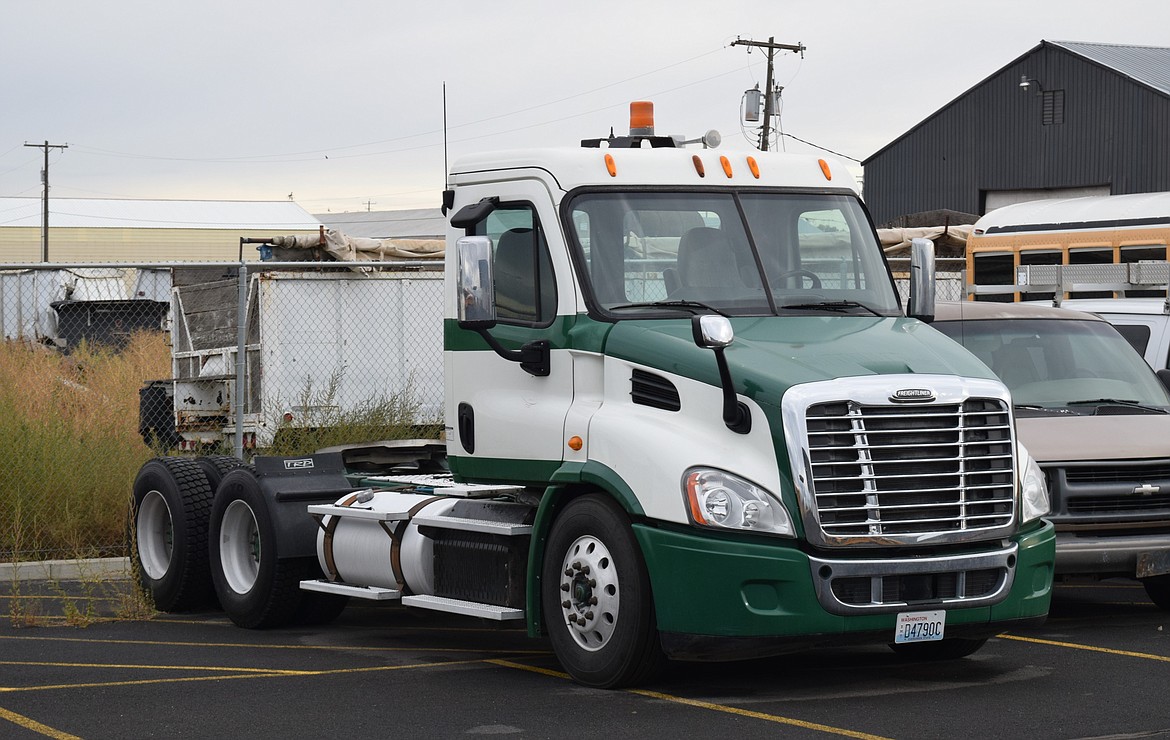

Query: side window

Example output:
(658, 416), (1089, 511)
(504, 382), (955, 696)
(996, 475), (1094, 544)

(473, 205), (557, 325)
(1111, 323), (1151, 357)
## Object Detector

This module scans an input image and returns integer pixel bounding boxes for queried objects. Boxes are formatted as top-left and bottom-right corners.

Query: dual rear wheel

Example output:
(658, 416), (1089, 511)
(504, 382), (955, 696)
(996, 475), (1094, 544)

(131, 458), (345, 627)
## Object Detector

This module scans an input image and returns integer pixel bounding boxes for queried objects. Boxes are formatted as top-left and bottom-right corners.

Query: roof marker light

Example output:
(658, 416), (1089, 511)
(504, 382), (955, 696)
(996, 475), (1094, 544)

(818, 158), (832, 181)
(720, 155), (733, 178)
(747, 156), (760, 179)
(605, 153), (617, 177)
(692, 155), (706, 178)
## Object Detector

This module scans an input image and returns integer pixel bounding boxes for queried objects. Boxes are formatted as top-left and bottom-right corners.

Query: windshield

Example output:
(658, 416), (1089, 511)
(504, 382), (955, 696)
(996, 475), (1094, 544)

(566, 191), (901, 316)
(933, 318), (1170, 413)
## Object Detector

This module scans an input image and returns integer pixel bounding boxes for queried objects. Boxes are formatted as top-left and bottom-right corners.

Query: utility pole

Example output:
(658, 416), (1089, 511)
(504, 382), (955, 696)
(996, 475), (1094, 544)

(732, 37), (805, 151)
(24, 140), (68, 262)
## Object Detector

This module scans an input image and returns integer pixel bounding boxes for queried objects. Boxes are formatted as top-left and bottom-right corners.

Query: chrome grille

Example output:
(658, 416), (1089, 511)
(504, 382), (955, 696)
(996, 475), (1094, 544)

(805, 396), (1016, 544)
(830, 567), (1003, 607)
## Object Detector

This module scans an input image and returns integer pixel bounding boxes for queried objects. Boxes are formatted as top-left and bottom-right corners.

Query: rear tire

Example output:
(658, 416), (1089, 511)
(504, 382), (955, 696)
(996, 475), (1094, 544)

(888, 637), (988, 660)
(131, 457), (216, 611)
(542, 494), (664, 688)
(196, 455), (247, 493)
(209, 468), (346, 628)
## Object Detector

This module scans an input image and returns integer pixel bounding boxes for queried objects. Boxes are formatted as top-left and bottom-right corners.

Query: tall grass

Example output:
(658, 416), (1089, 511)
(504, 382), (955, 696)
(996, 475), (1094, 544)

(0, 332), (170, 561)
(264, 370), (441, 456)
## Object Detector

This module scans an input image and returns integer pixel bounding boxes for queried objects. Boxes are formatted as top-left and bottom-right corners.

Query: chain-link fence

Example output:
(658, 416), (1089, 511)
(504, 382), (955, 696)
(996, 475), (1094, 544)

(887, 257), (967, 302)
(0, 260), (444, 563)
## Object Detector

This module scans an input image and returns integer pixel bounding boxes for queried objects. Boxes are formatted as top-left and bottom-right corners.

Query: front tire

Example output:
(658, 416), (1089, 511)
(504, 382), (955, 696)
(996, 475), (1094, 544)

(542, 494), (664, 688)
(131, 457), (216, 611)
(209, 469), (347, 629)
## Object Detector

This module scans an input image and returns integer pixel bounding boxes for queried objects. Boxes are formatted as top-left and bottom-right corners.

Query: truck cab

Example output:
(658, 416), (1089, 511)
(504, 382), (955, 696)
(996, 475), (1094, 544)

(439, 108), (1053, 682)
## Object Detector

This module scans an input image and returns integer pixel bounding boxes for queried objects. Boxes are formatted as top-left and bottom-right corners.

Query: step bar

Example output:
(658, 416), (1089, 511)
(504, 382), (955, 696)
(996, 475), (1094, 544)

(299, 579), (524, 620)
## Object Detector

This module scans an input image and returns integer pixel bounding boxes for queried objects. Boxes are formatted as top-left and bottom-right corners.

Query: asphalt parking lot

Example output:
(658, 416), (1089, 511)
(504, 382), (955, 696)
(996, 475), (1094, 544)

(3, 577), (1170, 739)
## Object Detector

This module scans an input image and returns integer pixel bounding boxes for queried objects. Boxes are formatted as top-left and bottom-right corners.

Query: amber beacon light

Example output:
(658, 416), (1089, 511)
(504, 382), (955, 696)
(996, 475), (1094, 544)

(629, 101), (655, 135)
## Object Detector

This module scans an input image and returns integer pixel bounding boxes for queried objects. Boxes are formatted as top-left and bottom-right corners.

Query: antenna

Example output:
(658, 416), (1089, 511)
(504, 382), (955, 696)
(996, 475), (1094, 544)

(443, 82), (449, 189)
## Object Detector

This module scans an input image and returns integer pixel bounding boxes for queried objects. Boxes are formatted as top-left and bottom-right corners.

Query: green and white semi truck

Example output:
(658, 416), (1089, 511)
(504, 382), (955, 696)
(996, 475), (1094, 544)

(132, 104), (1055, 688)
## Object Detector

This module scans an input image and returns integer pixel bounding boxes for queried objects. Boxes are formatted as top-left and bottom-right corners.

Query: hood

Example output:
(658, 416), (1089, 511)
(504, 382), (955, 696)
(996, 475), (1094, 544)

(604, 316), (996, 408)
(1017, 415), (1170, 462)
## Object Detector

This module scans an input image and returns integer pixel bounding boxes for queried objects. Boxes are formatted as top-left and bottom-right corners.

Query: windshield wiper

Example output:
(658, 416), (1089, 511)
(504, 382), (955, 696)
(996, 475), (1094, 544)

(778, 300), (883, 317)
(1014, 404), (1077, 415)
(608, 300), (727, 316)
(1065, 399), (1169, 414)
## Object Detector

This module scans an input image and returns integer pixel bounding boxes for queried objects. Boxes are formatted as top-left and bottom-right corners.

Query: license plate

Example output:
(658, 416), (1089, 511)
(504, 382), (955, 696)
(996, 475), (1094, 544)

(894, 610), (946, 644)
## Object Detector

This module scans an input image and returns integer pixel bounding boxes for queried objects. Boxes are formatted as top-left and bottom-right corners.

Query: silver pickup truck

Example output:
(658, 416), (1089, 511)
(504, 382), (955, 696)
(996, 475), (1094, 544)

(932, 301), (1170, 607)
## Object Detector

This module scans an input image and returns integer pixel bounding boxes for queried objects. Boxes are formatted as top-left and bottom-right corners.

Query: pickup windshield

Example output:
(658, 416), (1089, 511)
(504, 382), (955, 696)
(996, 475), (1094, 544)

(565, 191), (901, 317)
(933, 318), (1170, 414)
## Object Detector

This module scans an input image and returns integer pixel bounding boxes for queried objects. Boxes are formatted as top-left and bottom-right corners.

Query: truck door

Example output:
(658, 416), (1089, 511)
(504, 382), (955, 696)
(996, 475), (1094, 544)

(447, 200), (576, 484)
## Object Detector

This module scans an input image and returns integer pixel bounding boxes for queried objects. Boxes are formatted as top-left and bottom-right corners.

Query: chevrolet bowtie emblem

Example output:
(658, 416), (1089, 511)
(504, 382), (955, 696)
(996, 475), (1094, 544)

(1134, 484), (1161, 495)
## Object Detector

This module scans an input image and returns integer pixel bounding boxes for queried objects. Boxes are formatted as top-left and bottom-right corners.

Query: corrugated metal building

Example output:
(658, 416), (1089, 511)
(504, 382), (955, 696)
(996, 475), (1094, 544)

(0, 197), (322, 262)
(863, 40), (1170, 227)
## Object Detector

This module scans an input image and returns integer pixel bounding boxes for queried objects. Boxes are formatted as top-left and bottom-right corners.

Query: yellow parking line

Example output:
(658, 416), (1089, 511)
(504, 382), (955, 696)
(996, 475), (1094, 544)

(487, 660), (892, 740)
(0, 660), (313, 675)
(0, 705), (81, 740)
(0, 658), (487, 693)
(0, 634), (549, 656)
(999, 634), (1170, 662)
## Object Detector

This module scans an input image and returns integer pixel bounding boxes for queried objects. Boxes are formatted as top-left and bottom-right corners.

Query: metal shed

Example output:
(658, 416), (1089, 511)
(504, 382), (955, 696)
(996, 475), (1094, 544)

(863, 40), (1170, 227)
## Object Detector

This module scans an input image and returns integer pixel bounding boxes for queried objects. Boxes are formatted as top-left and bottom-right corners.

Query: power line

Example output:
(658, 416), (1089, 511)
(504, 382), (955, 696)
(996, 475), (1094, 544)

(778, 132), (861, 163)
(68, 46), (734, 165)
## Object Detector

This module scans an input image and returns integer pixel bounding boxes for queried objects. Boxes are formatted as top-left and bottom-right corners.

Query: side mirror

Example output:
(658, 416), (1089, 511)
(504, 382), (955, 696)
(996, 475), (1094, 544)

(456, 234), (549, 377)
(908, 237), (936, 323)
(691, 314), (750, 434)
(692, 313), (734, 348)
(456, 236), (497, 329)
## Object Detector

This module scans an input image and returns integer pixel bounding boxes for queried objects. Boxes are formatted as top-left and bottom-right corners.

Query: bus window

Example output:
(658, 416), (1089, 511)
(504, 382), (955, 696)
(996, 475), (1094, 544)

(971, 252), (1014, 302)
(1018, 249), (1062, 302)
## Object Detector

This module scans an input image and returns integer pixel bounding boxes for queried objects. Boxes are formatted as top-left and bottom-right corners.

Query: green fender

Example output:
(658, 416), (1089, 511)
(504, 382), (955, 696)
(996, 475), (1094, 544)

(524, 460), (645, 636)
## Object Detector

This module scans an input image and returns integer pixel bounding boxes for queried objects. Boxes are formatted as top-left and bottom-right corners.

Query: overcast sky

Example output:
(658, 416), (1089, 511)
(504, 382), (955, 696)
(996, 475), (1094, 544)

(2, 0), (1168, 216)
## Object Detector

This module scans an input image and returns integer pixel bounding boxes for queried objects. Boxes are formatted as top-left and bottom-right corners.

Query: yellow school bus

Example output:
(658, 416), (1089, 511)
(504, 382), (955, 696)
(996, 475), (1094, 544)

(966, 192), (1170, 301)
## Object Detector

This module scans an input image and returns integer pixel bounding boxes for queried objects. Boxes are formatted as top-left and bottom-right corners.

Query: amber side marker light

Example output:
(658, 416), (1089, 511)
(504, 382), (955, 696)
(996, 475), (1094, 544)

(818, 158), (832, 181)
(692, 155), (706, 177)
(720, 155), (733, 178)
(605, 153), (617, 177)
(567, 436), (583, 451)
(747, 156), (760, 179)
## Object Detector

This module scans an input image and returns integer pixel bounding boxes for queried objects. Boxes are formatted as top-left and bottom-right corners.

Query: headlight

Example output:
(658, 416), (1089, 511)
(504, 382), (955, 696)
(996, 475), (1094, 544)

(683, 468), (795, 537)
(1018, 441), (1050, 524)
